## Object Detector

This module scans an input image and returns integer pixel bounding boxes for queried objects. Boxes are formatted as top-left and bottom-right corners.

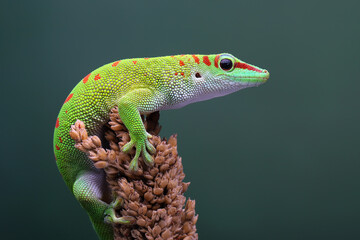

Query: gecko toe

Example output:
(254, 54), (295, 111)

(104, 197), (135, 225)
(104, 209), (135, 225)
(122, 140), (135, 153)
(146, 139), (156, 155)
(128, 148), (141, 172)
(111, 197), (124, 210)
(142, 145), (154, 167)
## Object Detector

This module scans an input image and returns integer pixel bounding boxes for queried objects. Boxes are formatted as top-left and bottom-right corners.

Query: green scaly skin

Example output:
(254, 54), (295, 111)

(53, 53), (269, 240)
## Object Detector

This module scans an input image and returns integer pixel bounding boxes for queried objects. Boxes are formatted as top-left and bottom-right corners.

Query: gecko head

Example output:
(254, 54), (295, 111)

(211, 53), (269, 89)
(187, 53), (269, 103)
(165, 53), (269, 109)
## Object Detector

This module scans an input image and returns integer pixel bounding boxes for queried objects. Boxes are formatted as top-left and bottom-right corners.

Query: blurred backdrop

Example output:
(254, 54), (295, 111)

(1, 0), (359, 239)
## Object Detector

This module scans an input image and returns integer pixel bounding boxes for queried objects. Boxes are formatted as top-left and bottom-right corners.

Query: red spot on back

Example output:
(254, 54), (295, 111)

(133, 60), (137, 64)
(112, 61), (120, 67)
(64, 93), (73, 103)
(65, 110), (68, 113)
(83, 73), (91, 83)
(94, 74), (101, 80)
(59, 137), (63, 143)
(175, 72), (178, 75)
(203, 56), (211, 66)
(234, 62), (262, 73)
(55, 118), (59, 128)
(214, 54), (220, 68)
(179, 60), (185, 66)
(144, 58), (149, 60)
(55, 144), (60, 150)
(181, 72), (184, 76)
(192, 55), (200, 64)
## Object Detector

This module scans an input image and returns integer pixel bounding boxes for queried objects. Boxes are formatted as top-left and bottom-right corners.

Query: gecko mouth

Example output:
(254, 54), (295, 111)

(239, 76), (268, 84)
(244, 81), (264, 87)
(218, 71), (269, 83)
(239, 71), (269, 86)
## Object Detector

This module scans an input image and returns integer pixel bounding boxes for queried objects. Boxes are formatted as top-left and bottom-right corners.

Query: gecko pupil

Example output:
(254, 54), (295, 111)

(220, 59), (233, 71)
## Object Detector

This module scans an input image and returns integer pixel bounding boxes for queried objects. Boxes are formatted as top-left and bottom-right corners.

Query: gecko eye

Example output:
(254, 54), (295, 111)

(220, 58), (234, 71)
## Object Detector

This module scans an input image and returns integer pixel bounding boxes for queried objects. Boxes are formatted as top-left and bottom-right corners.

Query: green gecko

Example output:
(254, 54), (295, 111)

(53, 53), (269, 240)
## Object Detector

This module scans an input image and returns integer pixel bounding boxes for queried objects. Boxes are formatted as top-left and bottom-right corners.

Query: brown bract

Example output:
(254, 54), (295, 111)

(70, 107), (198, 240)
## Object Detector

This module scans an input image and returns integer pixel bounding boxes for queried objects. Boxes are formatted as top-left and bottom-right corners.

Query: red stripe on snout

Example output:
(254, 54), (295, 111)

(234, 62), (262, 73)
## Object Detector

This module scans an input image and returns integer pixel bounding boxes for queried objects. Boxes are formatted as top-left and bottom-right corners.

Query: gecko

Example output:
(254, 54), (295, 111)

(53, 53), (269, 240)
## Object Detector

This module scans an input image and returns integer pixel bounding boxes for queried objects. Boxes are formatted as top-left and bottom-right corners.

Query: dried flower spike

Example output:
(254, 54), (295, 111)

(70, 108), (198, 240)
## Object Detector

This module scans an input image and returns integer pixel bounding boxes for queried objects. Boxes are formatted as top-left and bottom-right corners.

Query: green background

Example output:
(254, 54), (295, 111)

(1, 0), (359, 239)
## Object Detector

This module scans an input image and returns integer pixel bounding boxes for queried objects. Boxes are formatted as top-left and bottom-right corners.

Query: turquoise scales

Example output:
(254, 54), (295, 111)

(53, 53), (269, 240)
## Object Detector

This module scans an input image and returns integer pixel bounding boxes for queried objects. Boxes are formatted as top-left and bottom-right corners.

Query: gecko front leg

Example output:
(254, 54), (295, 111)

(117, 88), (159, 171)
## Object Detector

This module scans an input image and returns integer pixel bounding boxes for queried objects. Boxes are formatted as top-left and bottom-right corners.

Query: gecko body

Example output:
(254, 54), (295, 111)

(53, 53), (269, 239)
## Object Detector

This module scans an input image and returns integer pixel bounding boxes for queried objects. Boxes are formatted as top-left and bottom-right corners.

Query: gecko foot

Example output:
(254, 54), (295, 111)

(104, 197), (135, 225)
(122, 133), (155, 172)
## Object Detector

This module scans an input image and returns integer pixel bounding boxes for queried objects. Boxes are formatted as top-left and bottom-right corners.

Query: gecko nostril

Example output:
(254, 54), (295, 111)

(195, 72), (201, 78)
